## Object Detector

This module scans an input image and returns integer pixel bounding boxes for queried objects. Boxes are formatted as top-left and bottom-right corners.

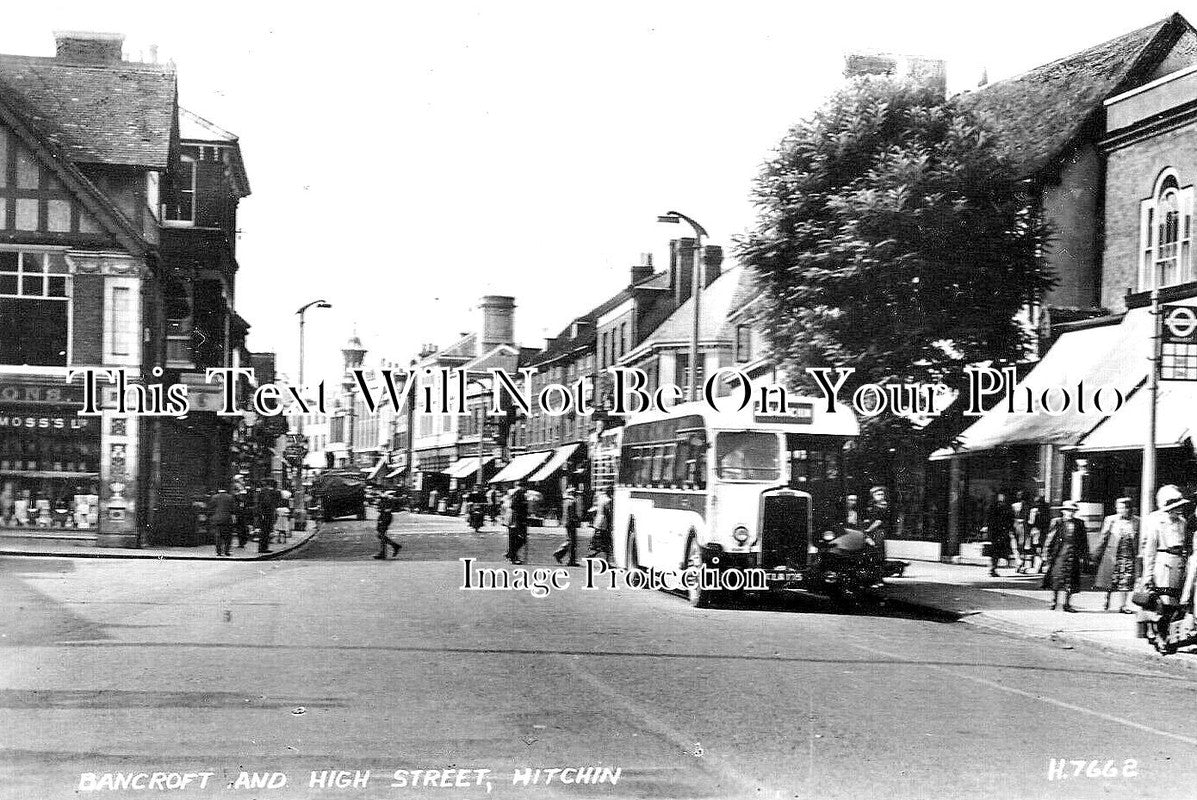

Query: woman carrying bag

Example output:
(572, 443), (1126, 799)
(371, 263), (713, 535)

(1092, 497), (1140, 613)
(1041, 501), (1089, 612)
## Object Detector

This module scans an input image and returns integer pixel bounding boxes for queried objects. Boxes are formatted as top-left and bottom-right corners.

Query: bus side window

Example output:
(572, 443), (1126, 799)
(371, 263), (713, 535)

(650, 445), (665, 486)
(694, 445), (707, 490)
(661, 444), (676, 489)
(636, 445), (653, 486)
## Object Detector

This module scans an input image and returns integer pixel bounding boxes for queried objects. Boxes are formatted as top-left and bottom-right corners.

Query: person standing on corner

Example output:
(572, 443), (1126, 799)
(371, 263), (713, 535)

(506, 482), (528, 564)
(1041, 500), (1089, 611)
(255, 479), (282, 554)
(1092, 497), (1140, 613)
(234, 482), (252, 549)
(554, 486), (582, 567)
(373, 491), (402, 560)
(206, 483), (237, 557)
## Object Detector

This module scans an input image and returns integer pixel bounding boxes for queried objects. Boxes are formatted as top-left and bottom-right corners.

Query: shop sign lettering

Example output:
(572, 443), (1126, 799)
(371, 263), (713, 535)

(0, 415), (91, 431)
(0, 383), (82, 404)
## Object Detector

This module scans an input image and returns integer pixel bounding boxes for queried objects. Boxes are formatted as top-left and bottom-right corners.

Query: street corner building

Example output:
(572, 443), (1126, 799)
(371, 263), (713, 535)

(927, 13), (1197, 559)
(0, 32), (260, 548)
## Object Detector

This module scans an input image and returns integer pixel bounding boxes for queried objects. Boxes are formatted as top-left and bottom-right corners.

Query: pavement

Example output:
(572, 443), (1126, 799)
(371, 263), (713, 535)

(883, 560), (1197, 672)
(0, 525), (319, 560)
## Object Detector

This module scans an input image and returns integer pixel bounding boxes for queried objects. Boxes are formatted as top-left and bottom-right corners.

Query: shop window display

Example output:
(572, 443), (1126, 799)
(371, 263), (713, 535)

(0, 410), (101, 530)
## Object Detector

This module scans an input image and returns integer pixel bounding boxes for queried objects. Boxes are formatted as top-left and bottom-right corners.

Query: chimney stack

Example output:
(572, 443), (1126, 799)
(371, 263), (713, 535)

(669, 238), (697, 306)
(479, 295), (516, 352)
(54, 31), (125, 65)
(630, 252), (653, 286)
(702, 245), (723, 287)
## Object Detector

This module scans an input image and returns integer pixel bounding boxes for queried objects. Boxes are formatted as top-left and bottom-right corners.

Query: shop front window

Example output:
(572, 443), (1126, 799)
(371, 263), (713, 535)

(0, 408), (101, 530)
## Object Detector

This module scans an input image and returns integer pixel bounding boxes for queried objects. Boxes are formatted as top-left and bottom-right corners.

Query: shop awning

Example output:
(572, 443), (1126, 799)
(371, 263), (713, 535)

(527, 443), (583, 483)
(488, 451), (553, 484)
(366, 457), (389, 482)
(929, 307), (1153, 460)
(1072, 380), (1197, 452)
(443, 456), (496, 479)
(385, 466), (408, 480)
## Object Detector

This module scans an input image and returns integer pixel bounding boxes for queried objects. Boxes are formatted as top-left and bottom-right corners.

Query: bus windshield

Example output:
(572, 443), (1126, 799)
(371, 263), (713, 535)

(715, 432), (781, 482)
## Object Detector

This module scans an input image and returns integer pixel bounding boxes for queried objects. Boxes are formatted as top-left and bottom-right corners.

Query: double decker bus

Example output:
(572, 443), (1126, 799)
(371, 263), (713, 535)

(612, 396), (858, 606)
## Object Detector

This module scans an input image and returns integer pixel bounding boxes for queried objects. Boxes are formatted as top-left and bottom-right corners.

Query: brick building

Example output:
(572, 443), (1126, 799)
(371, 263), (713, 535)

(0, 32), (262, 547)
(934, 13), (1197, 556)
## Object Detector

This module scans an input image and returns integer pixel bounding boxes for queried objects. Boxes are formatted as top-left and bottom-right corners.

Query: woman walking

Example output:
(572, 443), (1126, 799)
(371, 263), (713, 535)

(984, 491), (1016, 577)
(1092, 497), (1140, 613)
(1042, 500), (1089, 611)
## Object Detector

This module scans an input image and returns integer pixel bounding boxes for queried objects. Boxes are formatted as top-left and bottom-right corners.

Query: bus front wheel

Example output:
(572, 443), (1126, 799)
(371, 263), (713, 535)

(685, 536), (712, 608)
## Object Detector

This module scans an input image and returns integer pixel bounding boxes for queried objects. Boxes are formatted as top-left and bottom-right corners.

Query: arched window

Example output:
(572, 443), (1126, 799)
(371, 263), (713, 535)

(1141, 171), (1192, 290)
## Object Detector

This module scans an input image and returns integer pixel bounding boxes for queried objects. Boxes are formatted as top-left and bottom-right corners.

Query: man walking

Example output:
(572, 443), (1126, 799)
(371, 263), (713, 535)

(588, 486), (613, 561)
(234, 483), (252, 549)
(255, 479), (282, 554)
(373, 491), (403, 560)
(207, 484), (237, 557)
(554, 486), (582, 566)
(506, 482), (528, 564)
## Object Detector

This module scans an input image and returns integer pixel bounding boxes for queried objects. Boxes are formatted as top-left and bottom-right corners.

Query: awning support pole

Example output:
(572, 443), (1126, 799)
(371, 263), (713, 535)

(1141, 288), (1161, 513)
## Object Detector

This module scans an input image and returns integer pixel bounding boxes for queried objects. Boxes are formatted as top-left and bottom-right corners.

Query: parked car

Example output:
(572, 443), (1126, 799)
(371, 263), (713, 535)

(308, 470), (367, 521)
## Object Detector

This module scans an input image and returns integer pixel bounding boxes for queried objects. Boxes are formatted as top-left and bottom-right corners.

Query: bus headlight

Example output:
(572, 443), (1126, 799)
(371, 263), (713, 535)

(732, 526), (750, 544)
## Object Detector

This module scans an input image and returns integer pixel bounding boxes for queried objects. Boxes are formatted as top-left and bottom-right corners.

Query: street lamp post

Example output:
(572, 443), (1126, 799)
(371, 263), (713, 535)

(293, 299), (330, 531)
(658, 211), (708, 400)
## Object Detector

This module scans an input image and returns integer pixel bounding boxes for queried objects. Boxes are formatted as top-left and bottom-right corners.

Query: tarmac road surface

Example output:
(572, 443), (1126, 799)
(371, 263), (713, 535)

(2, 512), (1196, 799)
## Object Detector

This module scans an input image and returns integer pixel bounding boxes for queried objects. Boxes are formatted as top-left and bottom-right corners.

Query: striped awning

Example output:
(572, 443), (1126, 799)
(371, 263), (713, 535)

(527, 443), (583, 483)
(488, 451), (553, 484)
(366, 457), (388, 482)
(443, 456), (495, 479)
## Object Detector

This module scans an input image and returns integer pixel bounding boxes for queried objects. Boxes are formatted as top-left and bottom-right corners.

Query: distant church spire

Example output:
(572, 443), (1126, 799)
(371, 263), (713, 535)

(978, 67), (989, 87)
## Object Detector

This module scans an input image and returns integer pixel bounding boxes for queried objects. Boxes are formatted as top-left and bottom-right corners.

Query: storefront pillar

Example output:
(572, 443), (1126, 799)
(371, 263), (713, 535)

(96, 413), (139, 547)
(945, 455), (964, 559)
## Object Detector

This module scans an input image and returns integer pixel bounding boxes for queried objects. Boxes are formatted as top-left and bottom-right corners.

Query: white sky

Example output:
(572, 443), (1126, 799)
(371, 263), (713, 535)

(2, 1), (1192, 383)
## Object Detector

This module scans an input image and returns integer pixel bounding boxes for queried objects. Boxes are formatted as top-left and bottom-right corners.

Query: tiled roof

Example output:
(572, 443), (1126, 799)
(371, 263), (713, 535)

(0, 55), (176, 168)
(524, 271), (670, 368)
(957, 14), (1190, 178)
(437, 333), (478, 360)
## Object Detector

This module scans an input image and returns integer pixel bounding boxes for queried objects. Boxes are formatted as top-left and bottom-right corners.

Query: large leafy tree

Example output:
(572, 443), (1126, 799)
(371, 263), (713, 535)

(738, 77), (1052, 451)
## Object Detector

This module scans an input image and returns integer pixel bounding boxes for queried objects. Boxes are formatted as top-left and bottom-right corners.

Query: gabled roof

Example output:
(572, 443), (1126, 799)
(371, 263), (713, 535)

(0, 54), (176, 168)
(180, 106), (250, 197)
(623, 266), (745, 361)
(958, 13), (1194, 178)
(0, 89), (149, 255)
(179, 107), (236, 142)
(434, 333), (478, 361)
